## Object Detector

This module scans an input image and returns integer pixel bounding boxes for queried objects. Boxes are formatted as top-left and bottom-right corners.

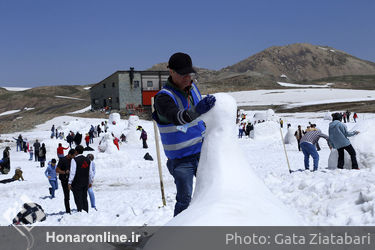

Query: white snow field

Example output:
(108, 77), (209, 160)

(1, 91), (375, 226)
(228, 88), (375, 108)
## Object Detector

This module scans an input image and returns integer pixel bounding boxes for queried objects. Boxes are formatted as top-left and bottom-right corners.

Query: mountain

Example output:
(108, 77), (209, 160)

(222, 43), (375, 81)
(148, 43), (375, 91)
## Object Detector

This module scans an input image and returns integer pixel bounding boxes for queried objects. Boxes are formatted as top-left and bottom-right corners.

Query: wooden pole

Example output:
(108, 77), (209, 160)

(279, 126), (292, 174)
(151, 97), (166, 206)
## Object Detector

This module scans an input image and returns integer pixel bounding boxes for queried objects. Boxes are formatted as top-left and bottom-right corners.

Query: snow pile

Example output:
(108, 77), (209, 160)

(68, 105), (91, 114)
(328, 120), (375, 169)
(166, 93), (300, 226)
(256, 109), (275, 120)
(109, 113), (121, 124)
(324, 112), (332, 120)
(253, 121), (280, 141)
(0, 110), (20, 116)
(352, 120), (375, 168)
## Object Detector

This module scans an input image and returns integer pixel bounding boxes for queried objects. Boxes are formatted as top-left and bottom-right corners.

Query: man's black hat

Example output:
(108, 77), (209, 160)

(167, 52), (196, 75)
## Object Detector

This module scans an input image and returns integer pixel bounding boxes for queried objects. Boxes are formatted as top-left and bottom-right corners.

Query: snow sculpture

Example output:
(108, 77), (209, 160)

(284, 127), (295, 144)
(144, 93), (300, 250)
(108, 113), (120, 124)
(166, 93), (299, 226)
(98, 133), (118, 153)
(324, 112), (332, 120)
(123, 115), (140, 145)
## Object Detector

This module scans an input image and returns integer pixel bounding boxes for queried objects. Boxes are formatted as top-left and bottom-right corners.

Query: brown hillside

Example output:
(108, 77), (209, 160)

(222, 43), (375, 81)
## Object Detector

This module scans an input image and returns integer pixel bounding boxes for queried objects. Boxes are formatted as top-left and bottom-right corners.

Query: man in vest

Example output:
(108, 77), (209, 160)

(68, 145), (94, 212)
(153, 52), (216, 216)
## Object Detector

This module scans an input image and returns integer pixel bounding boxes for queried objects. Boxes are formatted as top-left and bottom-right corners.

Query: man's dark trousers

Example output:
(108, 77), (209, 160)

(72, 185), (89, 212)
(337, 144), (358, 169)
(167, 153), (200, 217)
(61, 180), (71, 213)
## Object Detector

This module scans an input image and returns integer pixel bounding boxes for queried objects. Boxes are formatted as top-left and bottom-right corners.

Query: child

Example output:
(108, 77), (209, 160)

(87, 154), (96, 210)
(44, 159), (58, 199)
(28, 146), (34, 161)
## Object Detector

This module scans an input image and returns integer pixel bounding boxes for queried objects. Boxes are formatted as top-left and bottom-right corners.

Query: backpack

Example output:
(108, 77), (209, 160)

(143, 153), (153, 161)
(13, 203), (46, 225)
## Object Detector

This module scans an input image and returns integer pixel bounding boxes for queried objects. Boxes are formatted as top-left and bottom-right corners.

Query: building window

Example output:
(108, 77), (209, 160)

(112, 82), (115, 87)
(133, 80), (139, 88)
(147, 81), (153, 87)
(116, 97), (119, 103)
(103, 83), (106, 88)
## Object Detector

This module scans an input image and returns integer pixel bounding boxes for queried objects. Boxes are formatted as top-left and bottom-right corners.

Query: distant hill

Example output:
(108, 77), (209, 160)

(222, 43), (375, 81)
(148, 43), (375, 91)
(0, 85), (92, 134)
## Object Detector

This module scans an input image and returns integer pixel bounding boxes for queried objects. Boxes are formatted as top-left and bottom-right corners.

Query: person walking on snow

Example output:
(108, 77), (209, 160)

(86, 154), (96, 210)
(238, 122), (244, 138)
(153, 52), (216, 216)
(33, 139), (40, 161)
(56, 149), (76, 214)
(137, 126), (148, 148)
(39, 143), (47, 168)
(51, 125), (55, 138)
(353, 112), (358, 123)
(68, 145), (94, 213)
(28, 146), (34, 161)
(84, 133), (90, 148)
(299, 128), (330, 171)
(328, 113), (360, 169)
(45, 159), (58, 199)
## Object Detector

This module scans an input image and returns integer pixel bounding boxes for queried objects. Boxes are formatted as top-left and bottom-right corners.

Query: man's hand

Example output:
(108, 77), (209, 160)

(195, 95), (216, 115)
(65, 170), (69, 174)
(88, 184), (92, 188)
(355, 131), (360, 135)
(68, 184), (71, 191)
(48, 176), (51, 179)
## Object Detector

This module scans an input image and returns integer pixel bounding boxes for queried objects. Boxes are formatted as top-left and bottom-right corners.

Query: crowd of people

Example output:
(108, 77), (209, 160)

(0, 117), (149, 218)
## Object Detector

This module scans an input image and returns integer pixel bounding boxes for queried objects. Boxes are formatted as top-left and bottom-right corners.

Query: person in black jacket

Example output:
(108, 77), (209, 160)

(56, 149), (76, 214)
(39, 143), (47, 168)
(0, 147), (11, 174)
(73, 132), (82, 146)
(33, 139), (41, 161)
(68, 145), (94, 213)
(153, 52), (216, 216)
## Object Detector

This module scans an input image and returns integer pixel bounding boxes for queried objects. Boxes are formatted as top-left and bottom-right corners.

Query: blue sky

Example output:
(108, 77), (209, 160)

(1, 0), (374, 87)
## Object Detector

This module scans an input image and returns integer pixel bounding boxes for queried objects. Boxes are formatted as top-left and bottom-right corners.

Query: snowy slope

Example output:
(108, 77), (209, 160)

(1, 95), (375, 226)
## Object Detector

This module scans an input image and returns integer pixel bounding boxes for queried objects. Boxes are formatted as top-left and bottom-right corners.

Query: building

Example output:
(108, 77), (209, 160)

(90, 68), (169, 111)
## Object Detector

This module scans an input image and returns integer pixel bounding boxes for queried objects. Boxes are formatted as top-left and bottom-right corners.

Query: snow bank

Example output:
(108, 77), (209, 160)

(165, 93), (300, 226)
(253, 121), (280, 141)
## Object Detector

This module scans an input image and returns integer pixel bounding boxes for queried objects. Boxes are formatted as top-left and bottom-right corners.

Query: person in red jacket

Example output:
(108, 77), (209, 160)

(57, 143), (69, 159)
(84, 133), (90, 148)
